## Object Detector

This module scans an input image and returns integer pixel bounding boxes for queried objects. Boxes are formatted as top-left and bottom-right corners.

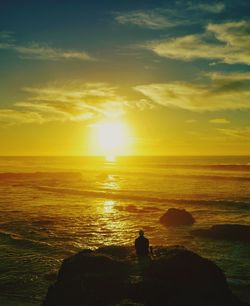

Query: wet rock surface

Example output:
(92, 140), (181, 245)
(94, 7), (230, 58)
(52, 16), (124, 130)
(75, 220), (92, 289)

(160, 208), (195, 226)
(42, 245), (248, 306)
(192, 224), (250, 242)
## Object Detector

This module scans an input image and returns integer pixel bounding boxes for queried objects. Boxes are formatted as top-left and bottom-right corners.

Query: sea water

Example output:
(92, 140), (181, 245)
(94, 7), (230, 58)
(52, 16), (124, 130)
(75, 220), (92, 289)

(0, 156), (249, 305)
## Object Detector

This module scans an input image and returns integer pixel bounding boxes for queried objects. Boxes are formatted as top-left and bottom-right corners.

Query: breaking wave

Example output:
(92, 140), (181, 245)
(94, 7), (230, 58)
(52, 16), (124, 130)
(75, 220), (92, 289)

(34, 185), (250, 207)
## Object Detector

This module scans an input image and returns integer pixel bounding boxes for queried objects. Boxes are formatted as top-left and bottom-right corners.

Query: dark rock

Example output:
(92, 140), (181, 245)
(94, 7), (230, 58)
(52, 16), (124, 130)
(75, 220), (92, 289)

(192, 224), (250, 242)
(141, 248), (234, 306)
(42, 249), (130, 306)
(44, 271), (57, 281)
(42, 245), (247, 306)
(116, 300), (144, 306)
(96, 245), (133, 259)
(160, 208), (195, 226)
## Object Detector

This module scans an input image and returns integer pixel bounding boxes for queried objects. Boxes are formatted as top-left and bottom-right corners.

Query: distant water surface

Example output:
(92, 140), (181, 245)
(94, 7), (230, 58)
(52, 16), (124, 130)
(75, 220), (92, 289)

(0, 156), (249, 305)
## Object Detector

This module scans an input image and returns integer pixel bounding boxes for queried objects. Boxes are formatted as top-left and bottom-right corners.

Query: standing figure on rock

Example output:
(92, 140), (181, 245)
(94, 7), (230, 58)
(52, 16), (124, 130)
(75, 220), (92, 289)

(135, 230), (150, 256)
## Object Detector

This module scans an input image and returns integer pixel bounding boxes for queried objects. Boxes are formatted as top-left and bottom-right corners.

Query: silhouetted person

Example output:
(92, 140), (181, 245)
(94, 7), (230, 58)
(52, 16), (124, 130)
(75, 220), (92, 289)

(135, 230), (149, 256)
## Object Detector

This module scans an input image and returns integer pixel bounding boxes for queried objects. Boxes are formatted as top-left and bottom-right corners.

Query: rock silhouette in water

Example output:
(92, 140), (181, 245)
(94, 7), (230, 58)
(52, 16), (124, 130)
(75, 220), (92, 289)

(42, 246), (247, 306)
(160, 208), (195, 226)
(192, 224), (250, 242)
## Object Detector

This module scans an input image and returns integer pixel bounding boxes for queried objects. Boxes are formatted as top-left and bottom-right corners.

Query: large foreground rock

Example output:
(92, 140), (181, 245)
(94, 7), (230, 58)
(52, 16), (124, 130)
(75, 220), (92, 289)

(42, 249), (129, 306)
(160, 208), (195, 226)
(192, 224), (250, 242)
(42, 246), (247, 306)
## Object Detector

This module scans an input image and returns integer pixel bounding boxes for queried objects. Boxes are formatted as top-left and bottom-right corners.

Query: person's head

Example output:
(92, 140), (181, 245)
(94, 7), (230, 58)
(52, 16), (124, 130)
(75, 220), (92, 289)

(139, 229), (144, 237)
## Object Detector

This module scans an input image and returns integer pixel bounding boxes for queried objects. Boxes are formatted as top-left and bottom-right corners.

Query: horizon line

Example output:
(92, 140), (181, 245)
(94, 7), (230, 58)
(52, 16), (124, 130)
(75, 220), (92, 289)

(0, 155), (249, 158)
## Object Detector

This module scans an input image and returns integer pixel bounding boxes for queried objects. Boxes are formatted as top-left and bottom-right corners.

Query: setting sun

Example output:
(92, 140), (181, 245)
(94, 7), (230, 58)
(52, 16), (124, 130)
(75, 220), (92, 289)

(1, 1), (250, 305)
(90, 122), (131, 159)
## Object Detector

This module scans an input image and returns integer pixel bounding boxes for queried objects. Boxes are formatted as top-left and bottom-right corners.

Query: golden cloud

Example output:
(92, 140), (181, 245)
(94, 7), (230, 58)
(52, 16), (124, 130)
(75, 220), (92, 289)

(0, 36), (94, 61)
(0, 109), (44, 125)
(209, 118), (230, 124)
(134, 72), (250, 111)
(0, 82), (151, 125)
(217, 127), (250, 138)
(144, 20), (250, 65)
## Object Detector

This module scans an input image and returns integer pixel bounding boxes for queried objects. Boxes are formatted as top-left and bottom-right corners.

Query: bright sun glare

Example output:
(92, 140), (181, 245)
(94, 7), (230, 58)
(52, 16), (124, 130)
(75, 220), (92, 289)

(91, 122), (130, 161)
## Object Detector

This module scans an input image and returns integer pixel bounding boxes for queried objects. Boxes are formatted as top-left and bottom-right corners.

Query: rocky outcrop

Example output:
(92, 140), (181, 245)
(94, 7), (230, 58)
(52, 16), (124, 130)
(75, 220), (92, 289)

(43, 248), (129, 306)
(192, 224), (250, 242)
(160, 208), (195, 226)
(42, 245), (247, 306)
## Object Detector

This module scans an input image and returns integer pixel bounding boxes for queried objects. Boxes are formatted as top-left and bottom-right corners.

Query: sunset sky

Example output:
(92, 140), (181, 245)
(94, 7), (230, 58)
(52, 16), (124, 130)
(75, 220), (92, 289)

(0, 0), (250, 156)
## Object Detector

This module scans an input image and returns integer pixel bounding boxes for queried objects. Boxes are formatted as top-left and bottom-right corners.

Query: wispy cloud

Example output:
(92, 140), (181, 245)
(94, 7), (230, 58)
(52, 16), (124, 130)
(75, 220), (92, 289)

(115, 2), (226, 30)
(15, 43), (93, 61)
(134, 72), (250, 112)
(17, 83), (128, 121)
(115, 10), (177, 29)
(0, 109), (44, 125)
(144, 20), (250, 65)
(0, 82), (151, 125)
(0, 34), (94, 61)
(0, 31), (15, 40)
(217, 127), (250, 138)
(188, 2), (225, 13)
(186, 119), (197, 123)
(209, 118), (230, 124)
(206, 72), (250, 81)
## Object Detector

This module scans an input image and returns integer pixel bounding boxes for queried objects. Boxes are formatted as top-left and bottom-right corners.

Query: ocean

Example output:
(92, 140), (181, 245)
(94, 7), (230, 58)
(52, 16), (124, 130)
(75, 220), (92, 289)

(0, 156), (249, 305)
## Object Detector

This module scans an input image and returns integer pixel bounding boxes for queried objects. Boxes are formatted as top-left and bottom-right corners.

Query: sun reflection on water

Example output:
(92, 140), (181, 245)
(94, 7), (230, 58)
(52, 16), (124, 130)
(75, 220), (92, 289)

(103, 200), (115, 213)
(103, 174), (120, 190)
